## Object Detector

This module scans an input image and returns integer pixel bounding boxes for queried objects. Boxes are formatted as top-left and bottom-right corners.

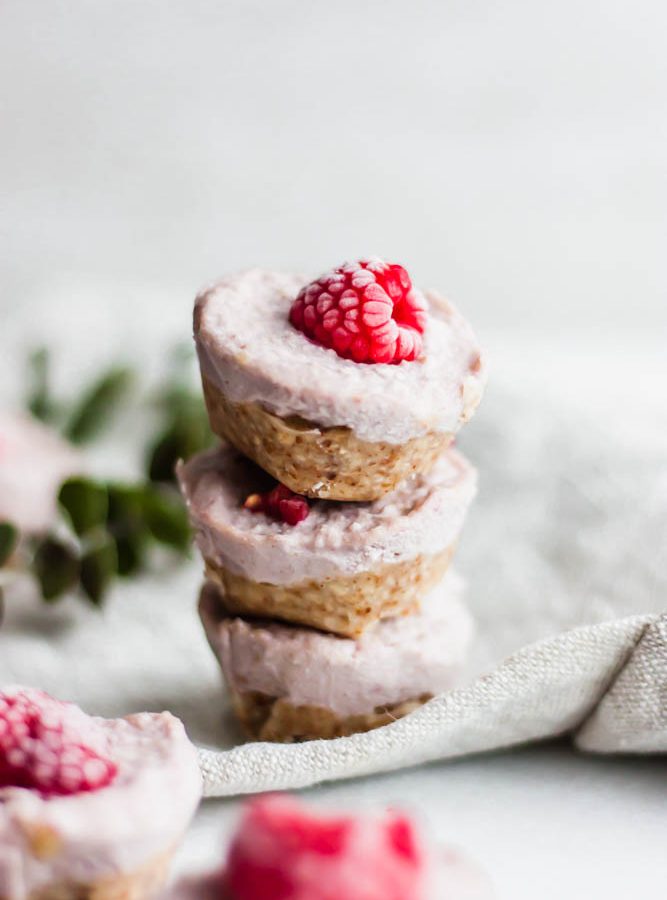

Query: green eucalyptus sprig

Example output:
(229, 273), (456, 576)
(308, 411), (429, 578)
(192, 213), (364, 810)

(0, 524), (19, 568)
(27, 348), (134, 445)
(1, 344), (215, 618)
(146, 345), (214, 484)
(2, 476), (191, 610)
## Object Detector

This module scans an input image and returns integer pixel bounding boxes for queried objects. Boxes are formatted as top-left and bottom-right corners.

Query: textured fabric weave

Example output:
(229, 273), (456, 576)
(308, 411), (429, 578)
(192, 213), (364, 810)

(197, 365), (667, 796)
(199, 614), (665, 796)
(1, 363), (665, 797)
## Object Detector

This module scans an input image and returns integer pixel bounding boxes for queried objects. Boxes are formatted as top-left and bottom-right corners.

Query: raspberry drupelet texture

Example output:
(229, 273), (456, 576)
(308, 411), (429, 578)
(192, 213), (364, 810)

(225, 795), (425, 900)
(0, 686), (117, 797)
(289, 258), (428, 364)
(243, 484), (310, 526)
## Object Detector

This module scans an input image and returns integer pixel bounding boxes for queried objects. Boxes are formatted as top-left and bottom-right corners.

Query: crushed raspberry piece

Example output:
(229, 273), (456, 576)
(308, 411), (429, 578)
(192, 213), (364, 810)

(225, 795), (425, 900)
(289, 258), (428, 364)
(243, 484), (310, 526)
(0, 687), (117, 797)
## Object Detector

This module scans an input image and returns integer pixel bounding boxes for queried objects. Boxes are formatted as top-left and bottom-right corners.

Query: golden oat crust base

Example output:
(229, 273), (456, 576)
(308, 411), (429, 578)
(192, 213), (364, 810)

(201, 376), (452, 501)
(204, 546), (454, 638)
(230, 689), (433, 743)
(10, 848), (173, 900)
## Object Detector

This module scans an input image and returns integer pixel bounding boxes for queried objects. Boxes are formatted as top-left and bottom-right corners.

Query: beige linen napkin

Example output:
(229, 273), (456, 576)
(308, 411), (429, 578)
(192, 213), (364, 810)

(1, 373), (665, 796)
(199, 612), (665, 796)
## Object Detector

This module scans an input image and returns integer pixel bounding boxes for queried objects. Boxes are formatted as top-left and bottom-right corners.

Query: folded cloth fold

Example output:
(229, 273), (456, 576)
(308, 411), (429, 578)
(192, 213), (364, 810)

(199, 612), (664, 797)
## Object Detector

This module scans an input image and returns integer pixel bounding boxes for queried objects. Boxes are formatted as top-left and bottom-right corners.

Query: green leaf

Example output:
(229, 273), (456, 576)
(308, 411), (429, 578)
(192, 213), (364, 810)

(114, 530), (147, 577)
(65, 367), (134, 445)
(106, 484), (148, 576)
(107, 484), (146, 528)
(33, 539), (80, 602)
(143, 488), (191, 553)
(26, 347), (58, 423)
(59, 478), (108, 537)
(0, 522), (19, 567)
(80, 536), (117, 605)
(146, 427), (187, 483)
(147, 414), (213, 484)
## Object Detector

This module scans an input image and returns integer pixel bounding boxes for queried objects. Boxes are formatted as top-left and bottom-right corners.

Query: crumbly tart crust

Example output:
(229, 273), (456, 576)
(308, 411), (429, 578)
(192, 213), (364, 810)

(204, 545), (454, 638)
(201, 375), (454, 501)
(229, 689), (432, 743)
(4, 848), (172, 900)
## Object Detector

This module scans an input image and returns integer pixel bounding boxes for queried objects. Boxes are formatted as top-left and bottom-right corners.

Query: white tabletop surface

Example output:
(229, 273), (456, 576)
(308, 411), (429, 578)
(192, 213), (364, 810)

(1, 2), (666, 897)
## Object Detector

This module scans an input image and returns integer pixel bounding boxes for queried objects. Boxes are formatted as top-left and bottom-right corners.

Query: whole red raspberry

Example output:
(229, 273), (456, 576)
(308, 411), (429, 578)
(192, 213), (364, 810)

(225, 795), (425, 900)
(243, 484), (310, 526)
(289, 258), (428, 364)
(0, 687), (117, 797)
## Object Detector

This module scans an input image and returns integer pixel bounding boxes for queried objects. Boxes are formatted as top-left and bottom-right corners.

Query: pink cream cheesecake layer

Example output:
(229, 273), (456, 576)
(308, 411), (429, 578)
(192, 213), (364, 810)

(199, 571), (474, 741)
(179, 444), (476, 638)
(178, 444), (476, 585)
(0, 708), (202, 900)
(194, 269), (485, 501)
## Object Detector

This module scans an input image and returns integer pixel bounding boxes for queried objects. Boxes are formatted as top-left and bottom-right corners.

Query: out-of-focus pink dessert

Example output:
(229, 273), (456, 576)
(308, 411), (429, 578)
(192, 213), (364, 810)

(0, 686), (202, 900)
(179, 444), (476, 637)
(194, 262), (485, 501)
(199, 572), (473, 742)
(165, 795), (493, 900)
(0, 413), (81, 535)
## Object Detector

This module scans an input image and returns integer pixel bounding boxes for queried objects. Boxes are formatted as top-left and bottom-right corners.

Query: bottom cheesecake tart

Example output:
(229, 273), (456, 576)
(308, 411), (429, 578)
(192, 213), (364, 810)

(199, 571), (474, 743)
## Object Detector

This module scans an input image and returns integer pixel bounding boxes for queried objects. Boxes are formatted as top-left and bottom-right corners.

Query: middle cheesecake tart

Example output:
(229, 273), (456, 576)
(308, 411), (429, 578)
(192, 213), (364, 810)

(178, 443), (476, 638)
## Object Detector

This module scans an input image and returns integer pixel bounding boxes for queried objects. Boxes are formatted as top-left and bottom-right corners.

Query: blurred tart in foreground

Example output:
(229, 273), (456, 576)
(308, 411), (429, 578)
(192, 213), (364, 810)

(167, 794), (494, 899)
(0, 686), (201, 900)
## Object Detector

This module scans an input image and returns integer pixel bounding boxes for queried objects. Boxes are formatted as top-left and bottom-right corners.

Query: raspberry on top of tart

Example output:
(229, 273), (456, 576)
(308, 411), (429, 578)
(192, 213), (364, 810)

(289, 258), (428, 364)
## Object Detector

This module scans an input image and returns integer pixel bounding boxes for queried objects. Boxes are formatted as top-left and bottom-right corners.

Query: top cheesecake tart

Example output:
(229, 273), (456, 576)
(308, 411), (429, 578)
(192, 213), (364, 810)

(194, 260), (485, 500)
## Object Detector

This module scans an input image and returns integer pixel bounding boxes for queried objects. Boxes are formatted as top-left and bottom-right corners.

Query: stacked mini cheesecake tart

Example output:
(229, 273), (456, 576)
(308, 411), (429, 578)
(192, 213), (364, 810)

(180, 259), (485, 743)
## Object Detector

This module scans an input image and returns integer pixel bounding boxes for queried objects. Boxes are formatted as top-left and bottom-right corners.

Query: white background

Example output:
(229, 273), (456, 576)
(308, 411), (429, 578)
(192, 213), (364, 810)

(1, 2), (666, 898)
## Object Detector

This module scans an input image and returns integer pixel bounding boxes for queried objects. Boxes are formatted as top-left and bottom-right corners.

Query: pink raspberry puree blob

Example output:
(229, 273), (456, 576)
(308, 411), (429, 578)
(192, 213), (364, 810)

(243, 483), (310, 526)
(289, 258), (429, 364)
(225, 795), (426, 900)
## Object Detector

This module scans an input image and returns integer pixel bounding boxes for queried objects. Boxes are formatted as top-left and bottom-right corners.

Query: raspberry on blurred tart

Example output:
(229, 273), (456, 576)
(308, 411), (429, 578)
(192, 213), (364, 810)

(167, 795), (494, 899)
